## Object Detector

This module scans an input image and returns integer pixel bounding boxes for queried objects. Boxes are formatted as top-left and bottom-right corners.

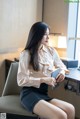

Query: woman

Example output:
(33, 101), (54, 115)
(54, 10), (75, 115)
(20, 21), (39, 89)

(17, 22), (75, 119)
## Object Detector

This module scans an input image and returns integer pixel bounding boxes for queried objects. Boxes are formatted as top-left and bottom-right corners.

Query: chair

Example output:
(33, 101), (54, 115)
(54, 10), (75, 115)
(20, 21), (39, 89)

(0, 62), (38, 119)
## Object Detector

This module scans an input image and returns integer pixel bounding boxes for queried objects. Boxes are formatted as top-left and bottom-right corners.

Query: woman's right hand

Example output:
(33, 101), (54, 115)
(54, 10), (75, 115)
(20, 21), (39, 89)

(40, 77), (56, 87)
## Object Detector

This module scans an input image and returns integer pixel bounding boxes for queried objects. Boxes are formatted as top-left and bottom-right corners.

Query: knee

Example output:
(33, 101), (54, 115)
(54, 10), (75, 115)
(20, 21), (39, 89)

(50, 110), (67, 119)
(71, 104), (75, 113)
(68, 104), (75, 117)
(57, 111), (67, 119)
(48, 109), (67, 119)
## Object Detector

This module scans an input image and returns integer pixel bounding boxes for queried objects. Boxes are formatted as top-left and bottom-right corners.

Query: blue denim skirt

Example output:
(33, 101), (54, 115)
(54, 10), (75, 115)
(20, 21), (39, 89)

(20, 83), (52, 112)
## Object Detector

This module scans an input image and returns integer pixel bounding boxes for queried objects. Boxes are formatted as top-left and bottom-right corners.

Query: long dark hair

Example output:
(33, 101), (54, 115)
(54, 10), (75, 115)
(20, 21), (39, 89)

(24, 22), (49, 71)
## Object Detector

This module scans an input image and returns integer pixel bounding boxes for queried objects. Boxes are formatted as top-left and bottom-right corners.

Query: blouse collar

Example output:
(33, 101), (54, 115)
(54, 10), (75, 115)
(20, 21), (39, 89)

(39, 44), (48, 53)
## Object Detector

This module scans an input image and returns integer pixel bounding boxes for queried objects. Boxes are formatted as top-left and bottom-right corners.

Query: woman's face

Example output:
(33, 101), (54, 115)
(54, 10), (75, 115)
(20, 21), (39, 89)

(41, 28), (50, 46)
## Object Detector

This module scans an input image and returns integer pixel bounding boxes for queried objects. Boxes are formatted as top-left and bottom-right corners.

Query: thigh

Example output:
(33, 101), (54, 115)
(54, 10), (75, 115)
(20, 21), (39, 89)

(49, 98), (75, 118)
(33, 100), (67, 119)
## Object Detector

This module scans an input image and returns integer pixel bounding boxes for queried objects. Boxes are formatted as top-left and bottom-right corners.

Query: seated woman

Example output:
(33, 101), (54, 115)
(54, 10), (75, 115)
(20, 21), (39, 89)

(17, 22), (75, 119)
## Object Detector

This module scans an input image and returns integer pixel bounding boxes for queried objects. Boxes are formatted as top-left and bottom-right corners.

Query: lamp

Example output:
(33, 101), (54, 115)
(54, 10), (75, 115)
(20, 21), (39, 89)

(58, 36), (67, 48)
(49, 33), (67, 57)
(49, 34), (67, 48)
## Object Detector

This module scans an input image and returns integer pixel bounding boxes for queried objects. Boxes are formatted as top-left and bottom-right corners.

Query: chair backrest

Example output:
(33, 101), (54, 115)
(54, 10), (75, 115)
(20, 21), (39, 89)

(2, 62), (21, 96)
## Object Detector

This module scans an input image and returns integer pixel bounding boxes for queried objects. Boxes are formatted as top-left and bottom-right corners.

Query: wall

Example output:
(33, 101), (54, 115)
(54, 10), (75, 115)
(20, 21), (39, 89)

(43, 0), (68, 58)
(0, 0), (43, 95)
(0, 0), (42, 53)
(43, 0), (69, 36)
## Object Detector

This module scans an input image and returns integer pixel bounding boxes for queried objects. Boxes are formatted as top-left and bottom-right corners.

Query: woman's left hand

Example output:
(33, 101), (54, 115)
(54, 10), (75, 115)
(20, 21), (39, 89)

(56, 73), (65, 82)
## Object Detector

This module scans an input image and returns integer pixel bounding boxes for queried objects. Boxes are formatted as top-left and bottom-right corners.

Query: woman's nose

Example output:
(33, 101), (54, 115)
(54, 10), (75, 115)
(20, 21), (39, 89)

(47, 35), (49, 39)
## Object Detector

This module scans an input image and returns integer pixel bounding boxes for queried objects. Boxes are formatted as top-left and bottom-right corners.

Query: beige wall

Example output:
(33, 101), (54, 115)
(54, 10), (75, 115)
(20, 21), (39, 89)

(43, 0), (69, 36)
(43, 0), (68, 58)
(0, 0), (42, 53)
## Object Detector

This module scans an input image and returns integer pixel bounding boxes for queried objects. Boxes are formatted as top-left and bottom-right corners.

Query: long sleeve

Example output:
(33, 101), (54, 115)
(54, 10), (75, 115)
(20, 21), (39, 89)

(17, 50), (41, 88)
(53, 48), (67, 70)
(51, 48), (67, 75)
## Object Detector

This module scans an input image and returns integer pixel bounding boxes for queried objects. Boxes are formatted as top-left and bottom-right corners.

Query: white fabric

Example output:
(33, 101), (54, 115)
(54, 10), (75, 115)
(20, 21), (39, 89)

(17, 45), (67, 88)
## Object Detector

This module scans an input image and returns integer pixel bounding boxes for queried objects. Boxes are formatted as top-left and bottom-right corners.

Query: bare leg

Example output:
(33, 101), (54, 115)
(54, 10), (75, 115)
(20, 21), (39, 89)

(33, 99), (67, 119)
(49, 99), (75, 119)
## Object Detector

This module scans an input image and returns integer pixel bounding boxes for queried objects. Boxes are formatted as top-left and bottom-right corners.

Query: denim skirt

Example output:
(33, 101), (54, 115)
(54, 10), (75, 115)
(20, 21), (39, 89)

(20, 83), (52, 112)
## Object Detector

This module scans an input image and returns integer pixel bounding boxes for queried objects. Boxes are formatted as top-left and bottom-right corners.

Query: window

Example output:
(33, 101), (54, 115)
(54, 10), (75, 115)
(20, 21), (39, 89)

(75, 2), (80, 66)
(67, 2), (80, 67)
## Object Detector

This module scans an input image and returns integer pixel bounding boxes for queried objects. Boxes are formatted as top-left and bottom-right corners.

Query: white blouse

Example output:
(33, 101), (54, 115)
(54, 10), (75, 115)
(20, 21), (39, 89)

(17, 45), (67, 88)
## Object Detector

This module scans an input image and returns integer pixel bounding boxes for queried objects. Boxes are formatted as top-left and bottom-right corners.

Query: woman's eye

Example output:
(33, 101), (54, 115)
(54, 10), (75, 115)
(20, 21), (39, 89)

(43, 33), (49, 38)
(44, 34), (48, 36)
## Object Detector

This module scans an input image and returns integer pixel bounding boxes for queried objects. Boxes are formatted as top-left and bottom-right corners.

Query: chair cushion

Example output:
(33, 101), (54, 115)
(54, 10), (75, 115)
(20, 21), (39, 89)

(0, 95), (37, 117)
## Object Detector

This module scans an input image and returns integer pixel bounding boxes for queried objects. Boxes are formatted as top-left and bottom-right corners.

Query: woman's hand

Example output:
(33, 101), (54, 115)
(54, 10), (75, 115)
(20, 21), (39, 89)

(56, 73), (65, 83)
(40, 77), (56, 87)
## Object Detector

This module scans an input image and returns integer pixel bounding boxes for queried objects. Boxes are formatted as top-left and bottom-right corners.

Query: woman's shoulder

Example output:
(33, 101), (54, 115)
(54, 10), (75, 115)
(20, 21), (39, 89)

(20, 50), (30, 59)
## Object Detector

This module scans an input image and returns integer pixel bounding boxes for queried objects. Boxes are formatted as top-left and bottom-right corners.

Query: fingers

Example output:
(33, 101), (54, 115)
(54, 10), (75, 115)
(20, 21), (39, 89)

(42, 77), (57, 87)
(50, 77), (57, 87)
(56, 74), (65, 82)
(46, 77), (56, 86)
